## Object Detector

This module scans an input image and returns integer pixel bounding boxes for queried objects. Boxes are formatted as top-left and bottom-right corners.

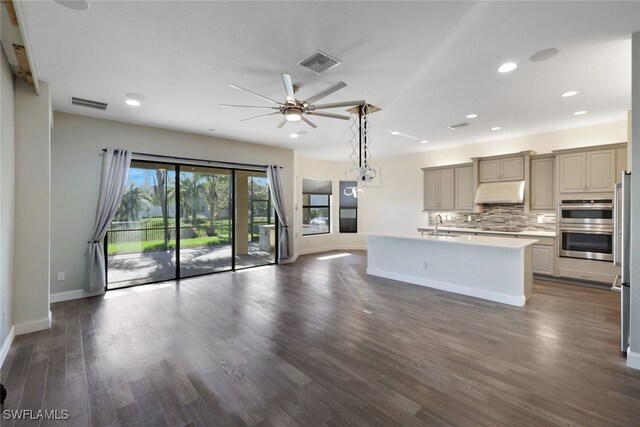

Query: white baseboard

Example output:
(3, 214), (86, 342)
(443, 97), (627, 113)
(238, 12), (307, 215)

(15, 311), (52, 335)
(50, 288), (103, 303)
(627, 350), (640, 370)
(367, 268), (526, 307)
(0, 325), (16, 369)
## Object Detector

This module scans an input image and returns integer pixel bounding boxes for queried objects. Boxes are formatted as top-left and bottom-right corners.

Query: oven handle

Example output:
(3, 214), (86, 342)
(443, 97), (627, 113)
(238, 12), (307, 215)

(559, 204), (614, 209)
(559, 228), (614, 235)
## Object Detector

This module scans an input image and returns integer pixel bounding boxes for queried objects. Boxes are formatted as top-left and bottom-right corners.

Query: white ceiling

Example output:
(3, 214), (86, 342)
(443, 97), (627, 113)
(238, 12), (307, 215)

(19, 1), (640, 161)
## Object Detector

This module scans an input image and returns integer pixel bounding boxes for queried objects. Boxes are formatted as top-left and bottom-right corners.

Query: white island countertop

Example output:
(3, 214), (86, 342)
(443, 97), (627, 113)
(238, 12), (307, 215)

(365, 230), (538, 249)
(416, 226), (555, 238)
(365, 231), (535, 306)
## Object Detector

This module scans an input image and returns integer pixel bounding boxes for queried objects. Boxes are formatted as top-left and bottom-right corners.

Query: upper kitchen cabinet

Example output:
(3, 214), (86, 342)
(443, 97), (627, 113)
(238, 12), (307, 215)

(423, 167), (454, 211)
(454, 165), (475, 211)
(530, 155), (555, 211)
(556, 143), (626, 194)
(478, 155), (524, 182)
(423, 163), (474, 211)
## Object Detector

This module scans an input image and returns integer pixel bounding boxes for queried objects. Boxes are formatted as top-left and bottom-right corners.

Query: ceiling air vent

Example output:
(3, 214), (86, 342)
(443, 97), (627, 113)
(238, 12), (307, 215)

(71, 96), (108, 111)
(298, 50), (341, 74)
(448, 122), (469, 130)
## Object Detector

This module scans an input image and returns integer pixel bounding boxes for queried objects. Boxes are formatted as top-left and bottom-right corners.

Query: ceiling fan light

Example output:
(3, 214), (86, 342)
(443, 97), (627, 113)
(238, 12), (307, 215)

(285, 110), (302, 122)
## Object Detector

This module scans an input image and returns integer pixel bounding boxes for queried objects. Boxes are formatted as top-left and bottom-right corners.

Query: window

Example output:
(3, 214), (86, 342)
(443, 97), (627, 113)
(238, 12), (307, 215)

(339, 181), (358, 233)
(302, 179), (331, 235)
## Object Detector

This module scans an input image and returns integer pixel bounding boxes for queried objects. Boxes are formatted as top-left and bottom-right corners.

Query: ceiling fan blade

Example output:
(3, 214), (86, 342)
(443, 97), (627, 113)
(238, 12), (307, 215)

(281, 74), (296, 103)
(303, 81), (347, 104)
(311, 100), (365, 110)
(229, 84), (281, 105)
(219, 104), (280, 109)
(241, 112), (280, 122)
(301, 115), (318, 129)
(307, 111), (350, 120)
(277, 118), (287, 128)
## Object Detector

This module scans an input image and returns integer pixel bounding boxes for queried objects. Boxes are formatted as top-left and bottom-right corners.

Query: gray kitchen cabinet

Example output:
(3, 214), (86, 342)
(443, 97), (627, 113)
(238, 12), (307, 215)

(532, 244), (554, 275)
(530, 155), (555, 211)
(518, 234), (555, 276)
(479, 156), (524, 182)
(454, 165), (474, 210)
(587, 150), (616, 192)
(422, 167), (454, 210)
(558, 149), (615, 193)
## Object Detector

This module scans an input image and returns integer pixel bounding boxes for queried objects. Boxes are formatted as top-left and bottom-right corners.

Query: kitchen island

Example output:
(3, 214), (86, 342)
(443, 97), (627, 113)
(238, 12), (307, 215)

(365, 231), (537, 306)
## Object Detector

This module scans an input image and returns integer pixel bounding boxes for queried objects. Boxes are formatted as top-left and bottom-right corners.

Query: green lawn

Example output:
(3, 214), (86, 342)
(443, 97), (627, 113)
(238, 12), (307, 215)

(108, 235), (231, 255)
(107, 217), (273, 256)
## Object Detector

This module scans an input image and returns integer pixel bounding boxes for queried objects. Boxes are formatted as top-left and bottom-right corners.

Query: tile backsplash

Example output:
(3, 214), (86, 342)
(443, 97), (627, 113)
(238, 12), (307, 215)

(428, 204), (556, 232)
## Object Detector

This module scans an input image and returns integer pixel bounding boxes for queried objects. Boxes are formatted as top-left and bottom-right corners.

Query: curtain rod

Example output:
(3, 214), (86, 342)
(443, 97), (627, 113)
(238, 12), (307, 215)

(101, 148), (283, 170)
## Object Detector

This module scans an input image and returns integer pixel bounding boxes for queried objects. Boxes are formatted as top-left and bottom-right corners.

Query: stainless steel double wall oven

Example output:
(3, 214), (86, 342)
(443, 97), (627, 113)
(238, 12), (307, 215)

(557, 198), (614, 261)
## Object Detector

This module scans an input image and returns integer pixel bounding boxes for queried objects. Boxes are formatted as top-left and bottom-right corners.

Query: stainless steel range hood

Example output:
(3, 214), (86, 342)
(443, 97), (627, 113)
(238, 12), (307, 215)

(474, 181), (525, 204)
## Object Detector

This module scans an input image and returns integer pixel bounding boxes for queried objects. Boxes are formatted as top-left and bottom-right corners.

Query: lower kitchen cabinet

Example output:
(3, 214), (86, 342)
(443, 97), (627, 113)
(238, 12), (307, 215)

(532, 244), (554, 275)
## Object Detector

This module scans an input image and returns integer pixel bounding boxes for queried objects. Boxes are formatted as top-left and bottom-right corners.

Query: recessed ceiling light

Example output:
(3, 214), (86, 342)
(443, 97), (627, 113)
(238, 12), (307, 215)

(498, 62), (517, 73)
(561, 91), (578, 98)
(530, 48), (559, 62)
(391, 131), (400, 135)
(54, 0), (89, 11)
(289, 133), (299, 138)
(125, 93), (145, 107)
(574, 110), (588, 116)
(420, 140), (429, 144)
(491, 127), (502, 131)
(466, 114), (478, 119)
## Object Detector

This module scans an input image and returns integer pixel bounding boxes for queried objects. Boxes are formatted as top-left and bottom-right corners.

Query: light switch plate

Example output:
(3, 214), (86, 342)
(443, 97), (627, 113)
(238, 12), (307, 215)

(57, 272), (65, 281)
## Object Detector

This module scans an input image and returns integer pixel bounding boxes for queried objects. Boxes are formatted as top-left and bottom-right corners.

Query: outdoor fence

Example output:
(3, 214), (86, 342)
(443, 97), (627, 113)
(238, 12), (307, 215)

(108, 221), (230, 244)
(107, 219), (269, 246)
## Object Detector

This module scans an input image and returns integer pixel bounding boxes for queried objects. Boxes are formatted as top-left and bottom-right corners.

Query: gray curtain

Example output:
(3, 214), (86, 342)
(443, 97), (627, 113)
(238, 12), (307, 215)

(85, 148), (132, 292)
(266, 165), (290, 260)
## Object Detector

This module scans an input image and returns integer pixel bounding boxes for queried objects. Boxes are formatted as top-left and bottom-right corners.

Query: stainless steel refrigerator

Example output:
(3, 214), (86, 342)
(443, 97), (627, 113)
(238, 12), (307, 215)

(614, 171), (631, 353)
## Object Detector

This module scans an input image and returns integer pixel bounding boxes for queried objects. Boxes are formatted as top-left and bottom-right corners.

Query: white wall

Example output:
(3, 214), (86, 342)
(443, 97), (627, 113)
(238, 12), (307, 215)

(13, 80), (52, 334)
(0, 47), (16, 359)
(50, 112), (295, 295)
(357, 121), (628, 234)
(294, 156), (366, 256)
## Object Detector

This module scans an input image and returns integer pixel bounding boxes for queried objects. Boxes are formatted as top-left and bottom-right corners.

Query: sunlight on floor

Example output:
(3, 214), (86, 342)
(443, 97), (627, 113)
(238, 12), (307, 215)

(235, 265), (272, 273)
(104, 282), (172, 299)
(317, 253), (351, 260)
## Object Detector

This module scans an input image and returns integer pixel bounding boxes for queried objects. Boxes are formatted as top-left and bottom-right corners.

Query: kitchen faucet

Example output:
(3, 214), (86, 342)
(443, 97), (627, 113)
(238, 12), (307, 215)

(435, 214), (443, 236)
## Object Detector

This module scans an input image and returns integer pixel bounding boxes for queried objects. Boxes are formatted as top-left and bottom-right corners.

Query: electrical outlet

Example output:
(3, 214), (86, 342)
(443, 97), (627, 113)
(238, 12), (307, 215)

(467, 215), (472, 222)
(57, 272), (65, 281)
(446, 215), (452, 220)
(537, 215), (544, 224)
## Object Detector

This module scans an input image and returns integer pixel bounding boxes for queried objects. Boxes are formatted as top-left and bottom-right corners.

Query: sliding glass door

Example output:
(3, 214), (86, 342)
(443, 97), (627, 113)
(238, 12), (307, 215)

(106, 161), (275, 289)
(107, 161), (177, 289)
(235, 170), (276, 269)
(179, 166), (233, 278)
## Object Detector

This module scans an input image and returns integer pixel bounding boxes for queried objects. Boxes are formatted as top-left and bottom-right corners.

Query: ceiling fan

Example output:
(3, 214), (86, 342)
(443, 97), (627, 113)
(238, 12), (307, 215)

(220, 73), (364, 128)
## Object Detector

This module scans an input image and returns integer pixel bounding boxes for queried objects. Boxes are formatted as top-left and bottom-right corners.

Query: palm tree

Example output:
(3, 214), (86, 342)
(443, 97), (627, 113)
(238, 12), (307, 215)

(180, 174), (204, 226)
(149, 169), (175, 247)
(202, 174), (230, 235)
(116, 184), (151, 222)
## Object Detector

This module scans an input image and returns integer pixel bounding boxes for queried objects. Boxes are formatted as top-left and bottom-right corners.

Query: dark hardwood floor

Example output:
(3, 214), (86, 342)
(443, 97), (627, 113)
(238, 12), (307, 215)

(2, 251), (640, 426)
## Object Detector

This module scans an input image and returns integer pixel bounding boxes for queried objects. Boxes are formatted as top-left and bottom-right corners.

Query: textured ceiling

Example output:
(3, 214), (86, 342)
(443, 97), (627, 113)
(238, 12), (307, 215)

(20, 1), (640, 161)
